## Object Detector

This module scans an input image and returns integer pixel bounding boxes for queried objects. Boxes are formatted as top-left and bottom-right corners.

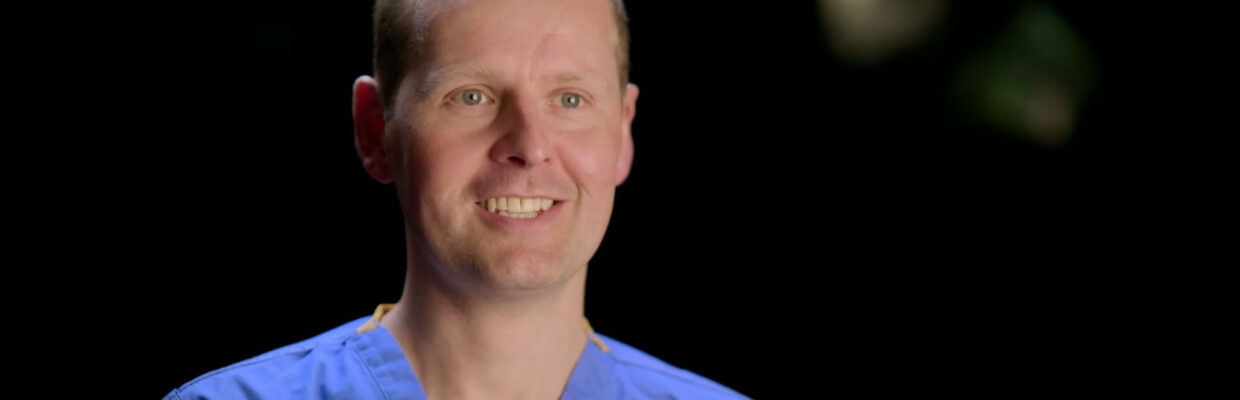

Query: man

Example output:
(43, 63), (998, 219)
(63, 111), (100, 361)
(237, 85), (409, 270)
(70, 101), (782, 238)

(163, 0), (750, 398)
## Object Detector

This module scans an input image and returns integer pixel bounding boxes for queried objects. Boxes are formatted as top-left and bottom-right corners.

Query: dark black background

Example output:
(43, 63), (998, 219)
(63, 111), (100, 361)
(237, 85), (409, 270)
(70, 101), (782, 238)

(68, 1), (1232, 398)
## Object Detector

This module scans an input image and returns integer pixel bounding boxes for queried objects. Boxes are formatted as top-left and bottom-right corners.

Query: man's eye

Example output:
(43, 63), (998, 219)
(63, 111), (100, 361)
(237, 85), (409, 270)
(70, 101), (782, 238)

(559, 93), (583, 109)
(457, 89), (490, 106)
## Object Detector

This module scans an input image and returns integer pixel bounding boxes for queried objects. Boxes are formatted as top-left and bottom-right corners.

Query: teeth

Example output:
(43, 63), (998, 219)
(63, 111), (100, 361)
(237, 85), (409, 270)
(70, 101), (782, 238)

(480, 197), (556, 218)
(498, 210), (538, 219)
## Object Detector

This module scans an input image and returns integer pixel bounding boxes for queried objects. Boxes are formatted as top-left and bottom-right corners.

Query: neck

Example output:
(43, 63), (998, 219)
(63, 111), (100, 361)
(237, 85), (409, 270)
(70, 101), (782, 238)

(380, 245), (590, 400)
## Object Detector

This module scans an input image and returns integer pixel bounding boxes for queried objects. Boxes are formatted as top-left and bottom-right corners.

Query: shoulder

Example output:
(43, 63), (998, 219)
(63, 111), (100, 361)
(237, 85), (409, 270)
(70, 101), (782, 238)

(595, 333), (751, 400)
(163, 316), (384, 400)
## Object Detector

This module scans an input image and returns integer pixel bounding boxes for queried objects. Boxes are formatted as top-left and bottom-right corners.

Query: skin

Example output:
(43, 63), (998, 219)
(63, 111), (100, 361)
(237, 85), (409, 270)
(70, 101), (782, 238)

(351, 0), (639, 398)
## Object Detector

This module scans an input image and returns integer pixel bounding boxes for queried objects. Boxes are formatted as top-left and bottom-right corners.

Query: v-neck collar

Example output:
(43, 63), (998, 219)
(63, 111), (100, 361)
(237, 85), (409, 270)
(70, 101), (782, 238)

(351, 304), (618, 399)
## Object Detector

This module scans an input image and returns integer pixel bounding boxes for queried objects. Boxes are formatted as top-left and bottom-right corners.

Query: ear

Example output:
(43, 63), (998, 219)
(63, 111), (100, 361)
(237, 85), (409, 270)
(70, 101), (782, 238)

(615, 83), (639, 186)
(353, 75), (391, 183)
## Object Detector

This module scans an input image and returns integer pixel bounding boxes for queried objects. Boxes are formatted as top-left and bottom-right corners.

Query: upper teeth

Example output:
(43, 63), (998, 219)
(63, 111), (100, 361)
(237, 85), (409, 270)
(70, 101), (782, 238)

(483, 197), (553, 215)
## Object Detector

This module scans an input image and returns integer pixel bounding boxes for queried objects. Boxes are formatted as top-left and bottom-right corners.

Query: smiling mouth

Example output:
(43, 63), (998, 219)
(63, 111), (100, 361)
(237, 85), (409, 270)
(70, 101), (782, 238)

(475, 197), (557, 219)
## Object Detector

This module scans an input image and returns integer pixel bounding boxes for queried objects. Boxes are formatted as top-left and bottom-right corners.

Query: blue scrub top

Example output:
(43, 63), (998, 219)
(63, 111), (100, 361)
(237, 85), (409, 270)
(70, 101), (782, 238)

(164, 305), (749, 399)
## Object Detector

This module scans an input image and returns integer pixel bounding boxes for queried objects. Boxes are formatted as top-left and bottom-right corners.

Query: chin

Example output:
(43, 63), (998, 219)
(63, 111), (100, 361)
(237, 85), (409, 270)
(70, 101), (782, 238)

(472, 252), (583, 292)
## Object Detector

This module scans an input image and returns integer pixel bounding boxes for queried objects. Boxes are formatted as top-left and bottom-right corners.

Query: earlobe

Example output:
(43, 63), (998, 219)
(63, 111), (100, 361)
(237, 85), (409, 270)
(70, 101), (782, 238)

(353, 76), (391, 184)
(615, 83), (639, 185)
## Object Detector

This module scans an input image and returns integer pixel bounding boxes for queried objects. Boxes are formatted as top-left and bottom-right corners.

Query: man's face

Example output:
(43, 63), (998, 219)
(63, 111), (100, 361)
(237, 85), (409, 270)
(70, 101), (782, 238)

(385, 0), (637, 292)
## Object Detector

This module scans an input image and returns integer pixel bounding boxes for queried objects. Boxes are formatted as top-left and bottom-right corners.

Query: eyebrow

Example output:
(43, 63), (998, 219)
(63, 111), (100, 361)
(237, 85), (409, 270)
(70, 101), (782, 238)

(414, 65), (606, 101)
(549, 71), (586, 83)
(416, 66), (500, 100)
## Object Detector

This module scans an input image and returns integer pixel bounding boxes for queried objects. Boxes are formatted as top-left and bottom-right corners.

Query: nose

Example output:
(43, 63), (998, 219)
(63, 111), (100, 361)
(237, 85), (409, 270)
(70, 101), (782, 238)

(488, 95), (551, 168)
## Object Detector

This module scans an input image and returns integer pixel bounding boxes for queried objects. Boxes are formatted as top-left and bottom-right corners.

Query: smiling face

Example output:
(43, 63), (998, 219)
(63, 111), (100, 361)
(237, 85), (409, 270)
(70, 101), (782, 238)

(382, 0), (638, 292)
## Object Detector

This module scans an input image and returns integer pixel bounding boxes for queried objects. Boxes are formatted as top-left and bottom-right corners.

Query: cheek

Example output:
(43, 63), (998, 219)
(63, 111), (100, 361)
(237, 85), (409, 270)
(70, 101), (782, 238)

(401, 132), (482, 213)
(557, 126), (621, 187)
(412, 144), (472, 196)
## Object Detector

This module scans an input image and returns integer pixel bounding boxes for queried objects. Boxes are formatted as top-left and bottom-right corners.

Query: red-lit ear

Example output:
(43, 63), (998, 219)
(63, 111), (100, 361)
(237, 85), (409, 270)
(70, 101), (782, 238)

(353, 76), (391, 183)
(615, 83), (639, 186)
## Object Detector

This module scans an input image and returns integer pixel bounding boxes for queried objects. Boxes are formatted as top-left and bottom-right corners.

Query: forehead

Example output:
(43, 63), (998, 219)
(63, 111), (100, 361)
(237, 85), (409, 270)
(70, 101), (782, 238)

(414, 0), (619, 86)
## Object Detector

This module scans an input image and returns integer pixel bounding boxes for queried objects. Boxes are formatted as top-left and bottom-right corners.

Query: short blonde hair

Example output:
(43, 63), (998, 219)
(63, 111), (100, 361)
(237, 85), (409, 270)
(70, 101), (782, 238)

(372, 0), (630, 113)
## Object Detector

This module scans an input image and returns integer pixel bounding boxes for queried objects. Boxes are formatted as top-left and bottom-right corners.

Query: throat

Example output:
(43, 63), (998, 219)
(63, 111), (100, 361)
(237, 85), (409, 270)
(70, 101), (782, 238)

(379, 298), (590, 400)
(400, 317), (590, 400)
